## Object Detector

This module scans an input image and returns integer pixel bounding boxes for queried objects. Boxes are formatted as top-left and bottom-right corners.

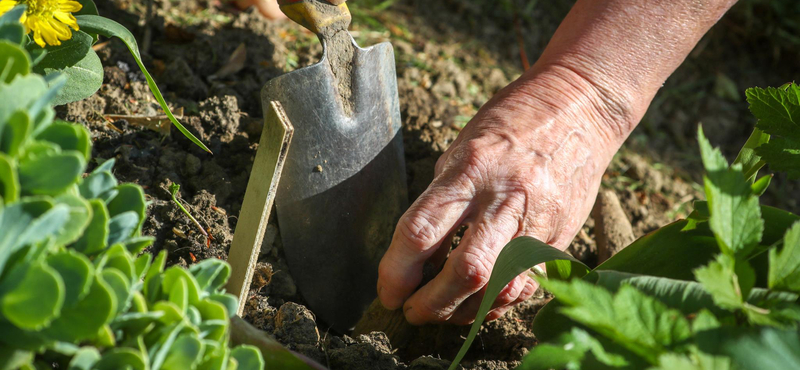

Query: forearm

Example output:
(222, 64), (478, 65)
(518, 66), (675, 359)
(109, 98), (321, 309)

(511, 0), (736, 151)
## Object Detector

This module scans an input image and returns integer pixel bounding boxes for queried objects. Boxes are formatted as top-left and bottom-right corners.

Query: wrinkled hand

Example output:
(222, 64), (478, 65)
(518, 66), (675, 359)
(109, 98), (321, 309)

(377, 68), (629, 325)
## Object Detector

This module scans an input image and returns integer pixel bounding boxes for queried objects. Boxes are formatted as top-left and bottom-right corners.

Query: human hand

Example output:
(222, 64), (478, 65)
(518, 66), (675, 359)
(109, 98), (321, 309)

(376, 66), (632, 325)
(234, 0), (344, 20)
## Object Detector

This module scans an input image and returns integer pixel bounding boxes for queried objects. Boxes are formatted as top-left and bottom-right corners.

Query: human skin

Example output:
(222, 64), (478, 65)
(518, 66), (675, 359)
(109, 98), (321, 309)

(377, 0), (739, 325)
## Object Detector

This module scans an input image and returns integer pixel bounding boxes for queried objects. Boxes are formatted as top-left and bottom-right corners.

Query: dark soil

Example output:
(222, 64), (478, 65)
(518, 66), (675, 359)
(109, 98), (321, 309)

(61, 0), (798, 369)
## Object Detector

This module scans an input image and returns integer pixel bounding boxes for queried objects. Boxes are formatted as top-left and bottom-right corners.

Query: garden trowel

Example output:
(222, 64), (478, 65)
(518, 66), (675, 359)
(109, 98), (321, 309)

(262, 0), (407, 331)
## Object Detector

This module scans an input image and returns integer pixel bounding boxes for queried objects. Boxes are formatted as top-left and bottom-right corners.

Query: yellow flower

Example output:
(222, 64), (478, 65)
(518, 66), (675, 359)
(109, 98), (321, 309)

(0, 0), (83, 47)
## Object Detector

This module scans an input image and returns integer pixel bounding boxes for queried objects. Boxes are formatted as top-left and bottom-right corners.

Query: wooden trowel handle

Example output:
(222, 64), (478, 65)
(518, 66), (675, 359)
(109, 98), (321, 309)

(278, 0), (351, 36)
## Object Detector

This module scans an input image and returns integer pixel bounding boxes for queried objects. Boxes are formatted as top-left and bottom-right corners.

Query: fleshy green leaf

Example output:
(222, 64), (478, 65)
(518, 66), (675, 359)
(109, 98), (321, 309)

(53, 193), (92, 245)
(1, 109), (32, 157)
(18, 151), (85, 196)
(71, 199), (110, 255)
(36, 121), (91, 161)
(190, 258), (232, 295)
(448, 236), (588, 370)
(107, 211), (140, 245)
(162, 334), (205, 370)
(768, 221), (800, 292)
(0, 261), (64, 330)
(0, 23), (24, 45)
(106, 183), (146, 232)
(101, 268), (132, 315)
(67, 347), (100, 370)
(76, 15), (211, 153)
(43, 272), (117, 342)
(230, 345), (265, 370)
(94, 348), (147, 370)
(79, 170), (118, 200)
(0, 41), (30, 83)
(0, 153), (19, 203)
(698, 126), (763, 258)
(46, 250), (94, 307)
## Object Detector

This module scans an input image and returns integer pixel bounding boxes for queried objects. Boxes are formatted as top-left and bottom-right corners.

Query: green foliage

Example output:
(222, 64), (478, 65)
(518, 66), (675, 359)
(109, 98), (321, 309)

(450, 83), (800, 370)
(0, 67), (262, 370)
(0, 2), (210, 153)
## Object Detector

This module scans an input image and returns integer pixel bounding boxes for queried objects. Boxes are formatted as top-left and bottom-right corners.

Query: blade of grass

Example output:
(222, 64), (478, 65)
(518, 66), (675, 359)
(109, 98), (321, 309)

(447, 237), (589, 370)
(75, 15), (211, 154)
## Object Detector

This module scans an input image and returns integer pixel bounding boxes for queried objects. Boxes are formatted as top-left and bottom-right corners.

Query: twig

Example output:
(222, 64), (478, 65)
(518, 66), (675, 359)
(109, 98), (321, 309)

(169, 183), (211, 247)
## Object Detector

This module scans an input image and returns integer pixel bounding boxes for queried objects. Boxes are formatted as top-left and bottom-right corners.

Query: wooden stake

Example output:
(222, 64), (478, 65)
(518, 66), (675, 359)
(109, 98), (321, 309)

(226, 101), (294, 316)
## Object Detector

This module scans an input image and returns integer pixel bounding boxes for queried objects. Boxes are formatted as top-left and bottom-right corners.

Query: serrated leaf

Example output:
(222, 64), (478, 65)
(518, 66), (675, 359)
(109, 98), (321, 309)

(517, 327), (629, 370)
(0, 41), (30, 83)
(698, 127), (763, 258)
(448, 237), (588, 370)
(18, 151), (85, 196)
(755, 136), (800, 179)
(746, 85), (800, 141)
(695, 255), (746, 311)
(76, 15), (211, 153)
(539, 279), (691, 365)
(769, 221), (800, 292)
(724, 328), (800, 370)
(0, 261), (64, 330)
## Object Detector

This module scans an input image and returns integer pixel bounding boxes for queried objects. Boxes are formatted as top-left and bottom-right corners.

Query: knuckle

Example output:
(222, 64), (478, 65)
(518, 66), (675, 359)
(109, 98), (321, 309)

(451, 250), (492, 292)
(397, 211), (441, 253)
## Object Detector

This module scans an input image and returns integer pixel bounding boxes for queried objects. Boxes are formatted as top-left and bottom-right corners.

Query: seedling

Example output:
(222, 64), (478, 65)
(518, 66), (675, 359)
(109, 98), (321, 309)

(169, 182), (210, 247)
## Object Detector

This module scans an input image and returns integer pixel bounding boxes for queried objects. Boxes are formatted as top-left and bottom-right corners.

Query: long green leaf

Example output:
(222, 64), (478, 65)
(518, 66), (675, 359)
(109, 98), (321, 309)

(75, 15), (211, 153)
(448, 237), (588, 370)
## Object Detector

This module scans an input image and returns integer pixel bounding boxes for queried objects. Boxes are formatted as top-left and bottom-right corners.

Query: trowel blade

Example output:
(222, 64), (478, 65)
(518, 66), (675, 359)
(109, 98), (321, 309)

(262, 38), (407, 332)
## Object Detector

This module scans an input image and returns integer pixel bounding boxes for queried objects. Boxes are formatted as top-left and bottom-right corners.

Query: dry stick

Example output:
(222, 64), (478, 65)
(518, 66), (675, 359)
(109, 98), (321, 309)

(513, 12), (530, 71)
(169, 183), (210, 247)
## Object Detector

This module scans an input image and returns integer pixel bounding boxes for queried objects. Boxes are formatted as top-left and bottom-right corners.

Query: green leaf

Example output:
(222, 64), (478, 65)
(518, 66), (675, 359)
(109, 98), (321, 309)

(651, 351), (732, 370)
(750, 174), (772, 196)
(723, 328), (800, 370)
(698, 126), (763, 258)
(0, 73), (47, 125)
(0, 23), (24, 45)
(106, 183), (146, 231)
(123, 236), (155, 255)
(208, 294), (238, 318)
(448, 237), (588, 370)
(0, 6), (26, 25)
(755, 136), (800, 179)
(0, 261), (64, 330)
(694, 255), (746, 311)
(94, 348), (147, 370)
(163, 266), (202, 305)
(230, 345), (265, 370)
(18, 151), (85, 196)
(107, 211), (139, 245)
(517, 327), (629, 370)
(76, 15), (212, 153)
(36, 121), (91, 161)
(46, 250), (94, 307)
(150, 323), (186, 370)
(190, 258), (232, 295)
(71, 199), (110, 255)
(0, 347), (33, 370)
(0, 41), (30, 83)
(768, 221), (800, 291)
(732, 128), (770, 181)
(79, 170), (118, 200)
(162, 334), (205, 370)
(53, 193), (92, 245)
(67, 347), (100, 370)
(1, 109), (32, 157)
(540, 279), (691, 365)
(746, 84), (800, 141)
(0, 199), (62, 274)
(101, 268), (132, 315)
(75, 0), (99, 16)
(43, 271), (117, 342)
(31, 30), (103, 106)
(168, 275), (189, 314)
(0, 153), (19, 203)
